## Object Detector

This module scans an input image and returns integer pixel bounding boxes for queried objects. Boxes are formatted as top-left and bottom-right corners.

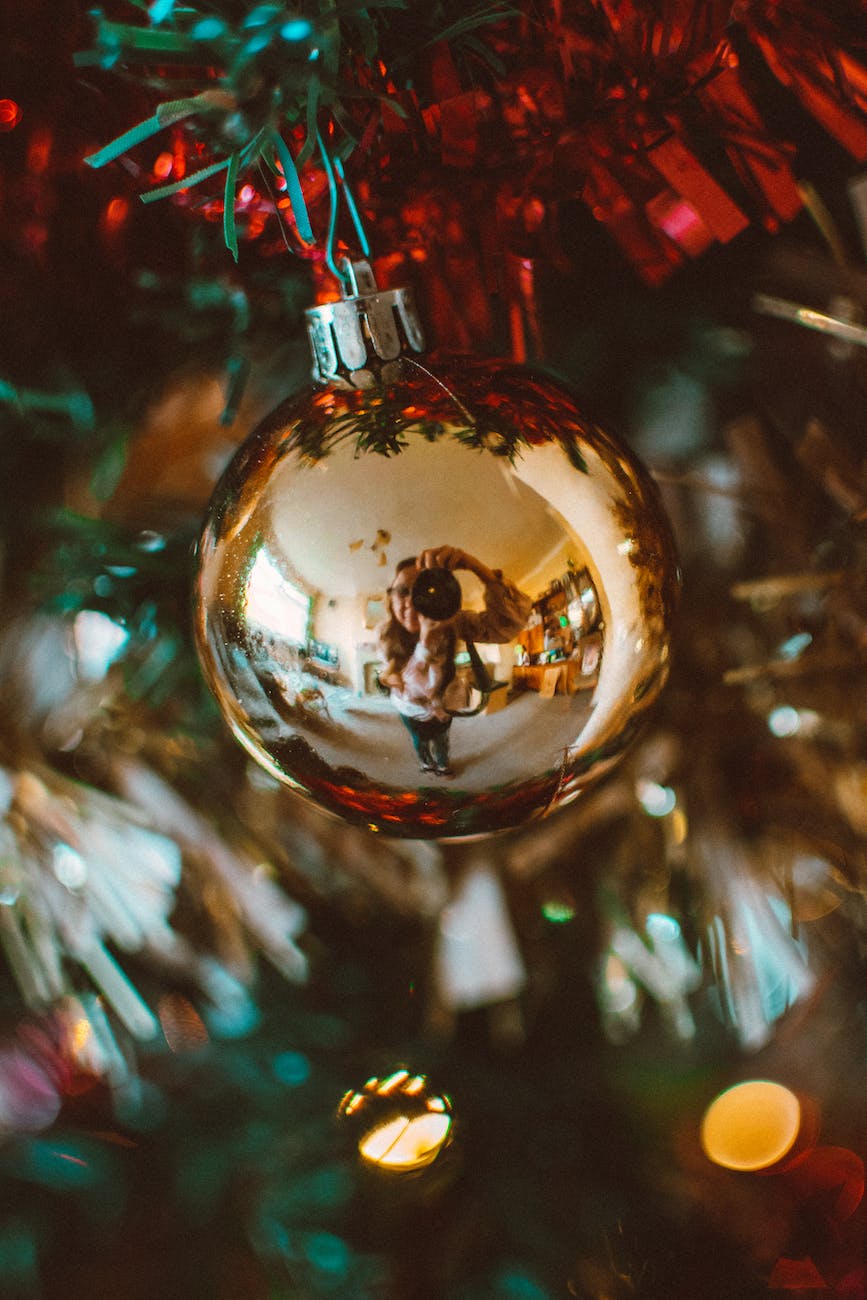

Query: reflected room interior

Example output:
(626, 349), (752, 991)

(230, 434), (607, 791)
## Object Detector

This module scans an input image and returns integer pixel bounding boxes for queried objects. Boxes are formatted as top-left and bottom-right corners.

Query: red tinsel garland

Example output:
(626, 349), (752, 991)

(318, 0), (855, 354)
(43, 0), (867, 356)
(391, 0), (867, 288)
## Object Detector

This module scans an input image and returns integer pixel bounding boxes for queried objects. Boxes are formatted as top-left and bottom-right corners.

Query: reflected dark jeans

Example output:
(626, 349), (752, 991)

(399, 713), (451, 769)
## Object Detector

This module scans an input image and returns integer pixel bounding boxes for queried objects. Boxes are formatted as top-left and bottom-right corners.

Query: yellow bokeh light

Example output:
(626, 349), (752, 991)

(669, 807), (688, 845)
(339, 1091), (364, 1116)
(377, 1069), (410, 1095)
(359, 1112), (452, 1171)
(700, 1079), (801, 1172)
(71, 1018), (92, 1054)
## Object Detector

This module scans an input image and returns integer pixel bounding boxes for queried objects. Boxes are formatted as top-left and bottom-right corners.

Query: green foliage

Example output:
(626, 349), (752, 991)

(78, 1), (515, 267)
(0, 378), (95, 434)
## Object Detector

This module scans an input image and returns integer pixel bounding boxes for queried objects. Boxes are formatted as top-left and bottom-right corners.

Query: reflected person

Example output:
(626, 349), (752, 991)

(378, 546), (532, 776)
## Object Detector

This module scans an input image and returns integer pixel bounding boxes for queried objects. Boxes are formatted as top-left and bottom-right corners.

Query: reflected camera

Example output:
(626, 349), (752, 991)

(411, 568), (462, 621)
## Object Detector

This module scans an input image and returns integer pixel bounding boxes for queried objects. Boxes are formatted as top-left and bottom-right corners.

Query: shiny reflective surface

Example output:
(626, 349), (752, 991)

(195, 356), (679, 839)
(339, 1070), (453, 1173)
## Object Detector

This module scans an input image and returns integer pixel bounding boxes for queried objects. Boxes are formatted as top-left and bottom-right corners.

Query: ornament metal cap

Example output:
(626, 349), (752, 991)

(305, 258), (426, 390)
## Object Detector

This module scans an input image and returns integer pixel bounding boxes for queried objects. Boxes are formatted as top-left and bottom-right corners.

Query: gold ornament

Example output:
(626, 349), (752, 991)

(338, 1070), (453, 1174)
(195, 262), (678, 839)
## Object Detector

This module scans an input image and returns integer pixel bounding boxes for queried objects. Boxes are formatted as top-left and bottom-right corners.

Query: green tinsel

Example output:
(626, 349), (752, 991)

(78, 1), (515, 271)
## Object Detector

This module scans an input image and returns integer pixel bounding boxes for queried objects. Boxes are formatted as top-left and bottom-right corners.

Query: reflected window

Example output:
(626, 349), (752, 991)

(245, 548), (311, 644)
(566, 570), (599, 631)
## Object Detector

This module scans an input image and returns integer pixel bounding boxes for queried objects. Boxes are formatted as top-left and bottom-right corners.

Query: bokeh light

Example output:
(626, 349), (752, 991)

(700, 1080), (801, 1172)
(358, 1111), (452, 1171)
(0, 99), (22, 131)
(338, 1071), (453, 1173)
(636, 779), (677, 817)
(768, 705), (801, 737)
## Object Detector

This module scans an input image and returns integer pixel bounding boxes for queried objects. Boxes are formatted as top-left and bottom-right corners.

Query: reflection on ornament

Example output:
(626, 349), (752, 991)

(195, 262), (678, 838)
(338, 1070), (453, 1173)
(358, 1112), (451, 1171)
(700, 1080), (801, 1172)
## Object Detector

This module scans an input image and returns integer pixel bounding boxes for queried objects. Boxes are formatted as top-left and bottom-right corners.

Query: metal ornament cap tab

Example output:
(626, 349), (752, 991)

(305, 259), (426, 390)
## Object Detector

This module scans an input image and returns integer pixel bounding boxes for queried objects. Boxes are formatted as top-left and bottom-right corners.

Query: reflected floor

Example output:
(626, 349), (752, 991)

(292, 687), (595, 792)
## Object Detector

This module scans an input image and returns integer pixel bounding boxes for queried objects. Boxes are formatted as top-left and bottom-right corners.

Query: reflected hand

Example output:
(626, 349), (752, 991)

(418, 547), (496, 584)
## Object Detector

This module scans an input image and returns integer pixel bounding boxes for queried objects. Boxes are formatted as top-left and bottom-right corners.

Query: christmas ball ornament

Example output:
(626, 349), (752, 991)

(338, 1070), (454, 1174)
(195, 261), (678, 839)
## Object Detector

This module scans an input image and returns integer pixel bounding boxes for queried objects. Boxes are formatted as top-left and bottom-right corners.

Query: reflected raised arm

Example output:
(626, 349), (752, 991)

(417, 546), (497, 586)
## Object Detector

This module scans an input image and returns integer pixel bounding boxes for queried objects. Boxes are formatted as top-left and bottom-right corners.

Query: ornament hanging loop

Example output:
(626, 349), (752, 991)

(338, 257), (377, 297)
(305, 259), (426, 391)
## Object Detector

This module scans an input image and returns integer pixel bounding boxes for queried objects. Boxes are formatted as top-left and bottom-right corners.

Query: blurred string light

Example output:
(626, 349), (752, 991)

(778, 631), (813, 660)
(635, 776), (688, 848)
(636, 779), (677, 818)
(700, 1079), (801, 1172)
(338, 1071), (453, 1173)
(62, 995), (132, 1088)
(272, 1050), (310, 1087)
(152, 150), (175, 181)
(100, 196), (130, 239)
(541, 898), (576, 924)
(768, 705), (801, 737)
(767, 705), (821, 738)
(0, 99), (22, 131)
(702, 1078), (866, 1293)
